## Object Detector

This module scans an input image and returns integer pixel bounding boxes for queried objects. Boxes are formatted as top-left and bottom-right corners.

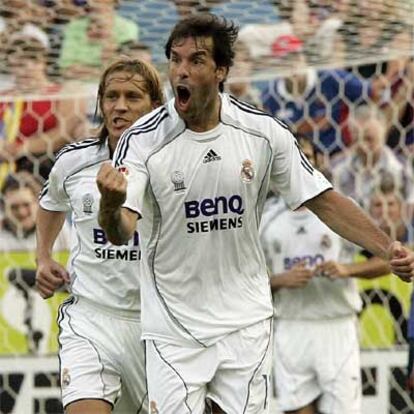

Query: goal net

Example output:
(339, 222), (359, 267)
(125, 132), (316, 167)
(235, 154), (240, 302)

(0, 1), (413, 413)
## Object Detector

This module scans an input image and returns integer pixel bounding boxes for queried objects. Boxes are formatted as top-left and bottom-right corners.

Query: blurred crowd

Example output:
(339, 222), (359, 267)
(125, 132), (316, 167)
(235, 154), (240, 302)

(0, 0), (413, 353)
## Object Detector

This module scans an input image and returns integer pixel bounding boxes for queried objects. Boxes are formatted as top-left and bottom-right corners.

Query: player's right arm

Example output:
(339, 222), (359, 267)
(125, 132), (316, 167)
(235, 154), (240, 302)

(36, 208), (69, 299)
(97, 162), (139, 245)
(270, 262), (313, 292)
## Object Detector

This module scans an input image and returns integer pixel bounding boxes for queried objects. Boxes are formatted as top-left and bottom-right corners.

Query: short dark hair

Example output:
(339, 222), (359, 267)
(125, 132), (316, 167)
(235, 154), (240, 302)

(165, 13), (239, 91)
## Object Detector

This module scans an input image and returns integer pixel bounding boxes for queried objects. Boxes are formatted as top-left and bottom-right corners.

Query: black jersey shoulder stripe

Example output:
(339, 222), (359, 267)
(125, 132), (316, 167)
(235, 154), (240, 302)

(39, 179), (49, 199)
(229, 95), (267, 117)
(295, 140), (314, 172)
(229, 96), (289, 130)
(229, 95), (263, 112)
(114, 108), (167, 166)
(114, 107), (167, 167)
(42, 140), (99, 198)
(55, 138), (100, 162)
(55, 137), (98, 158)
(127, 106), (168, 136)
(294, 140), (314, 174)
(301, 159), (314, 175)
(114, 112), (169, 167)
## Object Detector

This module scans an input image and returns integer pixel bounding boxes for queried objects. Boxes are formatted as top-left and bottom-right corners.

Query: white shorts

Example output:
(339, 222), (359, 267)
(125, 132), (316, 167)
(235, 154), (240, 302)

(145, 318), (273, 414)
(274, 316), (361, 414)
(58, 296), (147, 413)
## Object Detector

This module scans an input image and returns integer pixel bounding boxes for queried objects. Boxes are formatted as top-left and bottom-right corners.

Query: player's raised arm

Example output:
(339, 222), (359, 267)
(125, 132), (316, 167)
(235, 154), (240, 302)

(97, 162), (138, 245)
(35, 208), (69, 299)
(304, 189), (414, 282)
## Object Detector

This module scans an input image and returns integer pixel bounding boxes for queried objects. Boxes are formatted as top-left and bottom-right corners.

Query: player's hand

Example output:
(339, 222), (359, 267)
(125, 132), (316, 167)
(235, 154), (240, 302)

(96, 162), (127, 211)
(36, 257), (69, 299)
(314, 261), (349, 279)
(388, 241), (414, 282)
(283, 262), (313, 288)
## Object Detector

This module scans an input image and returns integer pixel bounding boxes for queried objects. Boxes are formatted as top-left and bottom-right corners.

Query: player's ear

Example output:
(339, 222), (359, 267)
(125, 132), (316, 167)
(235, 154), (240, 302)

(216, 66), (227, 83)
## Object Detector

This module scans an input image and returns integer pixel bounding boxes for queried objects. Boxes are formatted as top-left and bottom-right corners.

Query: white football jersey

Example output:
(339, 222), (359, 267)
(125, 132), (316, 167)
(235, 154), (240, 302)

(260, 198), (362, 319)
(40, 139), (141, 314)
(114, 93), (332, 346)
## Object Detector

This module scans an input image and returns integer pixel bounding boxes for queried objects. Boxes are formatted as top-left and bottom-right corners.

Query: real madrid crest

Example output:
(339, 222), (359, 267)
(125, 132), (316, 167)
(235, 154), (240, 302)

(240, 159), (254, 183)
(62, 367), (71, 387)
(171, 170), (186, 192)
(82, 193), (94, 214)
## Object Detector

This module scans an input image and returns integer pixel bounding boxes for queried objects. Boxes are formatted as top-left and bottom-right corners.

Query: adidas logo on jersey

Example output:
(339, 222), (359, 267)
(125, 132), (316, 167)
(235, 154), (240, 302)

(203, 149), (221, 163)
(296, 226), (307, 234)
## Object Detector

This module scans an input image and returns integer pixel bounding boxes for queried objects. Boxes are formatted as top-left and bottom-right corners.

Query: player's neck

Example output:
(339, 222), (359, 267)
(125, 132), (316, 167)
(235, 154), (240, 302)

(183, 95), (221, 133)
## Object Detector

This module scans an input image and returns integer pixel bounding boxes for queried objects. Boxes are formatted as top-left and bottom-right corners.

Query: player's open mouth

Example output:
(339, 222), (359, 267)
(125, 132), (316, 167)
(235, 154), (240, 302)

(112, 117), (130, 128)
(176, 85), (191, 111)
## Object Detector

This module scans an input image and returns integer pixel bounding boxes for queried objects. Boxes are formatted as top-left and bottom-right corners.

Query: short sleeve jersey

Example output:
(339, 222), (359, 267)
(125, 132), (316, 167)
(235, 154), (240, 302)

(39, 139), (142, 314)
(260, 198), (362, 319)
(114, 94), (332, 346)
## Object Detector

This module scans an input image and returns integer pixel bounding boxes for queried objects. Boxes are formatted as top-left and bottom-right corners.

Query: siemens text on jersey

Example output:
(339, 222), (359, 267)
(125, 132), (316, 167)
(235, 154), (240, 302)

(93, 228), (141, 260)
(184, 195), (244, 233)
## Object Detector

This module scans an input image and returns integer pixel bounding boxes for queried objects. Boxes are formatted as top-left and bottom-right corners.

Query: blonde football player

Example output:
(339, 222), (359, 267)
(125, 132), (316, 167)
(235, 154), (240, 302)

(35, 58), (163, 414)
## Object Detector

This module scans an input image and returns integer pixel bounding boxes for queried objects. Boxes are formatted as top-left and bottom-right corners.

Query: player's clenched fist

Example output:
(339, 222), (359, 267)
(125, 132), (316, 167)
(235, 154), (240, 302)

(36, 257), (69, 299)
(284, 261), (313, 288)
(388, 240), (414, 282)
(96, 162), (127, 210)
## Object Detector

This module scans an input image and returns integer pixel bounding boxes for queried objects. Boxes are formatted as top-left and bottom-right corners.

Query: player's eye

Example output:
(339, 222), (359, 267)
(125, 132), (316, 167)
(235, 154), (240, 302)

(104, 92), (118, 100)
(127, 92), (142, 101)
(171, 54), (180, 63)
(193, 57), (205, 65)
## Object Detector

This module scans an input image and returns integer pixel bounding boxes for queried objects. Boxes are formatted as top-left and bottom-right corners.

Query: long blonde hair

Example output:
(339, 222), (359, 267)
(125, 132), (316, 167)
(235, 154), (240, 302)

(96, 57), (165, 142)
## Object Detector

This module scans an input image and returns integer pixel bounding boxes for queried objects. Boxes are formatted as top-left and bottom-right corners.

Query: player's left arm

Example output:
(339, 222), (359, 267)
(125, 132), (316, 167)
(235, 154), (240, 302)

(304, 189), (414, 282)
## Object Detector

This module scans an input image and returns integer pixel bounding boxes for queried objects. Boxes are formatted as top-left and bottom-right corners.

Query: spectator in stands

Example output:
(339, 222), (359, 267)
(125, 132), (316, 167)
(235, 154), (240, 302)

(117, 40), (153, 63)
(368, 177), (413, 244)
(366, 178), (414, 394)
(59, 0), (139, 80)
(226, 40), (263, 109)
(261, 35), (375, 156)
(339, 0), (412, 76)
(338, 1), (414, 152)
(238, 0), (344, 68)
(0, 172), (71, 354)
(0, 35), (88, 180)
(0, 0), (50, 82)
(383, 60), (414, 154)
(0, 172), (42, 240)
(332, 105), (414, 209)
(172, 0), (213, 17)
(0, 0), (50, 50)
(41, 0), (88, 79)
